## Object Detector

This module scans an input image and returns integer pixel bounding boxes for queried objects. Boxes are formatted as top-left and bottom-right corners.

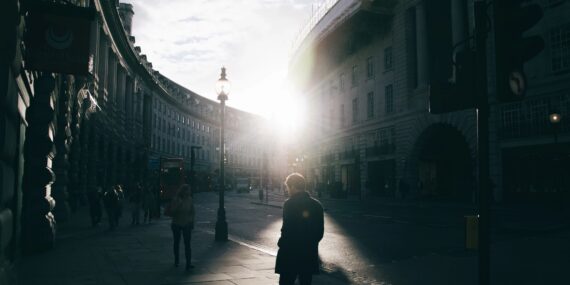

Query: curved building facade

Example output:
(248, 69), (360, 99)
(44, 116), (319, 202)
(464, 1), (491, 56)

(0, 0), (267, 282)
(289, 0), (569, 202)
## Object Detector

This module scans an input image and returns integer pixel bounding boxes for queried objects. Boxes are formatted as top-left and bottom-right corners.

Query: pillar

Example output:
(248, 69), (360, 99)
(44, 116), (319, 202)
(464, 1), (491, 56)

(51, 79), (71, 221)
(86, 125), (99, 195)
(21, 74), (57, 253)
(451, 0), (467, 47)
(69, 84), (86, 211)
(416, 1), (428, 87)
(0, 1), (26, 279)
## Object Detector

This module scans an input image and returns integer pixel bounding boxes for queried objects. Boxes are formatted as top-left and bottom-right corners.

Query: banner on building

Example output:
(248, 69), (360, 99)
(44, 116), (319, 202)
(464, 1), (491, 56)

(25, 3), (95, 75)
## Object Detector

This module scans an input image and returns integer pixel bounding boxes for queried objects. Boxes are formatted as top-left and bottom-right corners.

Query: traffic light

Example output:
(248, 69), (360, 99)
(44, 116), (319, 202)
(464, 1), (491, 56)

(494, 0), (544, 102)
(429, 49), (477, 114)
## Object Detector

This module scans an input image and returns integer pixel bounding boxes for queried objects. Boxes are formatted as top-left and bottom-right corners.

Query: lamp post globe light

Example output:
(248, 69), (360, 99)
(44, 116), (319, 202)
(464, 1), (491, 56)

(215, 67), (230, 241)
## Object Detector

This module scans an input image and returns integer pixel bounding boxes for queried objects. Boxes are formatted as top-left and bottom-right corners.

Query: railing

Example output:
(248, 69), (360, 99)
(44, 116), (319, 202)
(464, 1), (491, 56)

(290, 0), (396, 56)
(290, 0), (342, 56)
(499, 93), (569, 139)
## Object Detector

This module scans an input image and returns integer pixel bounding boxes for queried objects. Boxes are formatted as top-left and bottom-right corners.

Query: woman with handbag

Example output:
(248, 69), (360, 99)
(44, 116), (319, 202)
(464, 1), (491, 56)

(165, 184), (195, 270)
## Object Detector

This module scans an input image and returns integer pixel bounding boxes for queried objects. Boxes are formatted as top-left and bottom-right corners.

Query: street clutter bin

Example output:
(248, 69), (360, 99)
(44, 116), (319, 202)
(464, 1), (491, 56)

(465, 215), (478, 250)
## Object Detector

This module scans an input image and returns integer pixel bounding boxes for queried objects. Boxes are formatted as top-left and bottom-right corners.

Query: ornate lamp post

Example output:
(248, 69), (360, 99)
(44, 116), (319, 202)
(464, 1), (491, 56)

(215, 67), (230, 241)
(190, 146), (202, 194)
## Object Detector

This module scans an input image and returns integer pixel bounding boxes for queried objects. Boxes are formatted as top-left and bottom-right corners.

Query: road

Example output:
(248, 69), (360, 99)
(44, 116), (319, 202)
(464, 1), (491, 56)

(193, 191), (570, 285)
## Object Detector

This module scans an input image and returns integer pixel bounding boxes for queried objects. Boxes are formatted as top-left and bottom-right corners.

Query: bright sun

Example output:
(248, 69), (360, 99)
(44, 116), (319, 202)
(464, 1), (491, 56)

(268, 93), (306, 138)
(238, 74), (306, 143)
(244, 87), (305, 141)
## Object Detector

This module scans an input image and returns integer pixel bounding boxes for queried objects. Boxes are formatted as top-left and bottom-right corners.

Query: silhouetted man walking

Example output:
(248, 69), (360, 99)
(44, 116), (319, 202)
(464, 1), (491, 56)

(275, 173), (324, 285)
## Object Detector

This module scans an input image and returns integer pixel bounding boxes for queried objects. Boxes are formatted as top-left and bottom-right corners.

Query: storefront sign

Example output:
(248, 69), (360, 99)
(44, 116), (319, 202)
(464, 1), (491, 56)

(25, 3), (95, 75)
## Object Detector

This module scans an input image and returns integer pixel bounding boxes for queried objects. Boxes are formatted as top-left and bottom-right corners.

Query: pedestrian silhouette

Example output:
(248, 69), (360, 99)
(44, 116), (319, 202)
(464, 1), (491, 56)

(275, 173), (324, 285)
(115, 185), (125, 226)
(103, 186), (119, 230)
(142, 183), (155, 224)
(166, 184), (195, 271)
(130, 183), (143, 225)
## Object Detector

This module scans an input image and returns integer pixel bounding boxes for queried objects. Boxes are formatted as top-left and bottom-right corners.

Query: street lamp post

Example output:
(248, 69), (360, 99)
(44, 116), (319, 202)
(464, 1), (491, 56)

(190, 146), (202, 194)
(215, 67), (230, 241)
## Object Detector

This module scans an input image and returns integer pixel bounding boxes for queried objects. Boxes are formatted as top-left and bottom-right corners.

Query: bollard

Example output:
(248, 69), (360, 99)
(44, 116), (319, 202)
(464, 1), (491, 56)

(465, 215), (479, 250)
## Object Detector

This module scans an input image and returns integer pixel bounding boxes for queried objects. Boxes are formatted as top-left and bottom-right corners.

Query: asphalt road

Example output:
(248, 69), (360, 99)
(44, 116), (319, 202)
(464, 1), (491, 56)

(192, 192), (570, 285)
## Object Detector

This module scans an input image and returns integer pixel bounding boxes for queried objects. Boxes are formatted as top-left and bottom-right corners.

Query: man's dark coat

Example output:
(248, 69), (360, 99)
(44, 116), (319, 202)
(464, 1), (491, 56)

(275, 191), (324, 274)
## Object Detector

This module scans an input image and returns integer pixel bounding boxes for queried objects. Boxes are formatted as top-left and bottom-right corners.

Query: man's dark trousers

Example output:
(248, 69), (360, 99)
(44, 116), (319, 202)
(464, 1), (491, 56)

(279, 273), (312, 285)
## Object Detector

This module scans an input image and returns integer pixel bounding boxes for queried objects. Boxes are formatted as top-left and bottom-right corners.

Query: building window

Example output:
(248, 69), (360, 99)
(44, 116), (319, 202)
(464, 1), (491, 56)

(352, 98), (358, 123)
(367, 92), (374, 119)
(385, 84), (394, 114)
(351, 65), (358, 87)
(550, 23), (570, 72)
(340, 73), (345, 91)
(366, 57), (375, 79)
(384, 46), (393, 70)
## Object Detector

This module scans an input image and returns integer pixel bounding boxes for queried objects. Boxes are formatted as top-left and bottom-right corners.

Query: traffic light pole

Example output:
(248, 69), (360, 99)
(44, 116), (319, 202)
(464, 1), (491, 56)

(475, 1), (490, 285)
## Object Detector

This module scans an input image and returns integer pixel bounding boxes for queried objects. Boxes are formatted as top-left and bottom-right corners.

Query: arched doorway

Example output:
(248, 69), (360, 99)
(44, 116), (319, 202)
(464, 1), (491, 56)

(411, 124), (474, 201)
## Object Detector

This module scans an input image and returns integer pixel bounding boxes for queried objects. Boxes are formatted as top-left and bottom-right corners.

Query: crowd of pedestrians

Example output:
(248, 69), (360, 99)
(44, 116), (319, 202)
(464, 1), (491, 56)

(86, 182), (158, 230)
(83, 173), (324, 282)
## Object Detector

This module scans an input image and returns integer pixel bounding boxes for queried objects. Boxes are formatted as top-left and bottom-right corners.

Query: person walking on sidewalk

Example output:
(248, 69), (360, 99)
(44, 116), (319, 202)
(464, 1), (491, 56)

(130, 183), (143, 225)
(166, 184), (195, 271)
(103, 186), (120, 230)
(142, 183), (155, 224)
(275, 173), (324, 285)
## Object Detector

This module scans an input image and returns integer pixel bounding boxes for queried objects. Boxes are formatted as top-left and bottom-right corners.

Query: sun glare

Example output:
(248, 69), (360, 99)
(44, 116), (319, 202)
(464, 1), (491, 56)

(240, 77), (306, 142)
(268, 90), (306, 139)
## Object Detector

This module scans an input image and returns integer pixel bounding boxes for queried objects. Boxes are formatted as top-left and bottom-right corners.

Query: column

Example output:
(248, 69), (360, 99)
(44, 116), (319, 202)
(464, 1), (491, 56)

(416, 1), (428, 87)
(86, 127), (99, 193)
(70, 89), (86, 210)
(109, 142), (117, 186)
(451, 0), (468, 51)
(99, 135), (109, 189)
(0, 1), (27, 277)
(21, 74), (57, 253)
(79, 118), (91, 201)
(52, 76), (73, 221)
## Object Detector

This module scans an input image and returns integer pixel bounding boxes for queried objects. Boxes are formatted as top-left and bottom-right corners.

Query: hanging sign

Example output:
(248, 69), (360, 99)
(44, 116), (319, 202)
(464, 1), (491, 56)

(25, 3), (95, 75)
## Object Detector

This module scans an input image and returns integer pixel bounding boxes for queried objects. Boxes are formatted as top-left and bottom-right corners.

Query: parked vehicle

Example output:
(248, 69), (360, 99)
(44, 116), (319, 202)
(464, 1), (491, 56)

(160, 157), (185, 201)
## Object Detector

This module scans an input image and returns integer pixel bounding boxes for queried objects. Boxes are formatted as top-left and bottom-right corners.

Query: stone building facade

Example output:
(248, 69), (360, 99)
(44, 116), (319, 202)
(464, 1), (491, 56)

(0, 0), (267, 283)
(289, 0), (569, 202)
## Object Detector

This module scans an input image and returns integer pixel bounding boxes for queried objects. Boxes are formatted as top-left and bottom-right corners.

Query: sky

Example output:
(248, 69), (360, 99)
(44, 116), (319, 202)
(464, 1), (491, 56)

(126, 0), (317, 121)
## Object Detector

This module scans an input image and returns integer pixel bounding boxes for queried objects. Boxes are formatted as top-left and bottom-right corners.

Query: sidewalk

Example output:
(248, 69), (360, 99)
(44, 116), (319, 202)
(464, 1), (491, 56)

(17, 204), (347, 285)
